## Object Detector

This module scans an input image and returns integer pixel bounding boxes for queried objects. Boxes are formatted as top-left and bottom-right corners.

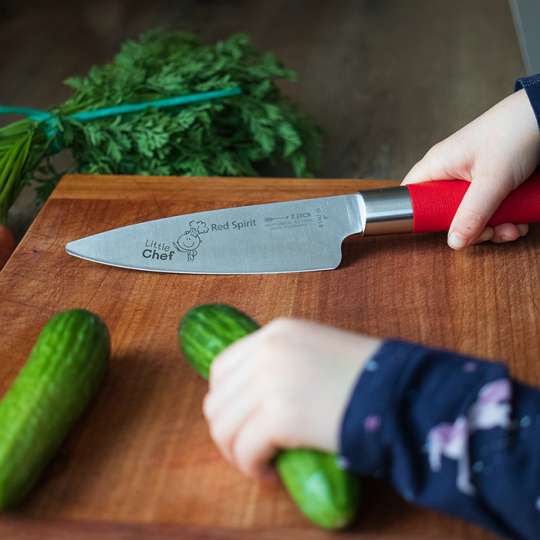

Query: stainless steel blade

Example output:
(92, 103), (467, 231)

(65, 195), (365, 274)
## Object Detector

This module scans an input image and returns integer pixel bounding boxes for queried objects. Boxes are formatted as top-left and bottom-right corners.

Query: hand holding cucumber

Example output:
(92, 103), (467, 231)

(180, 305), (376, 529)
(205, 318), (380, 476)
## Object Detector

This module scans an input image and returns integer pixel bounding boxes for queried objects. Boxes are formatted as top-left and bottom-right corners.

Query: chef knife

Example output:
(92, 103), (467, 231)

(65, 174), (540, 274)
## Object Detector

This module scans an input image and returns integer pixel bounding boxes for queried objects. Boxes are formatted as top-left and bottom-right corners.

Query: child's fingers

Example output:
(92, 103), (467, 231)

(205, 391), (259, 462)
(471, 227), (494, 244)
(204, 364), (253, 423)
(491, 223), (523, 243)
(447, 179), (512, 249)
(210, 333), (257, 389)
(231, 411), (279, 478)
(464, 223), (528, 245)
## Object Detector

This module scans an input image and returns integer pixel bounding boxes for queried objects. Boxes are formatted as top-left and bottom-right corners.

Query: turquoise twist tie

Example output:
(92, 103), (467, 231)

(0, 86), (242, 152)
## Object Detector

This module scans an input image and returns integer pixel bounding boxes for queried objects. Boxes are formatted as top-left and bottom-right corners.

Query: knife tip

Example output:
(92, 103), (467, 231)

(65, 239), (81, 257)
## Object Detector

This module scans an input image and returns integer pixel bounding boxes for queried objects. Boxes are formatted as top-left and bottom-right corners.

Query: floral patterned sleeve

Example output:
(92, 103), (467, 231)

(339, 340), (540, 540)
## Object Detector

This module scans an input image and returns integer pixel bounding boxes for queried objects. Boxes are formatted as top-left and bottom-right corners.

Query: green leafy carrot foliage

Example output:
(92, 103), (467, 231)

(0, 30), (321, 223)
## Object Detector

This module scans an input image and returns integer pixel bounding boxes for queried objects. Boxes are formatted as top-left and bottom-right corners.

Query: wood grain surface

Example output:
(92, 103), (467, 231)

(2, 173), (537, 539)
(0, 517), (441, 540)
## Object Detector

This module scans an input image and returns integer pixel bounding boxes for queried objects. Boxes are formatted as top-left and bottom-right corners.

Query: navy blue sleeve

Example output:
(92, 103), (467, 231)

(339, 340), (540, 540)
(516, 74), (540, 131)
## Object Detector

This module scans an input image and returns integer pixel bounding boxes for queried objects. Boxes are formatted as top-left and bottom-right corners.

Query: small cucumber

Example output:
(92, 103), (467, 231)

(179, 304), (360, 529)
(0, 309), (109, 508)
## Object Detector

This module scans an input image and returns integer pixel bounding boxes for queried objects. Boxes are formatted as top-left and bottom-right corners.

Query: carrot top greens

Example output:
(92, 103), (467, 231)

(0, 30), (321, 224)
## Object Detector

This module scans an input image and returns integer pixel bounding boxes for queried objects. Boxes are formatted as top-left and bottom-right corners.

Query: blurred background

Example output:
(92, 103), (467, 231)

(0, 0), (531, 236)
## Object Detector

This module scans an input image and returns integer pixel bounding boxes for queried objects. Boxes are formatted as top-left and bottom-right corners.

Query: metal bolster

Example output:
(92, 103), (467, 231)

(359, 186), (414, 235)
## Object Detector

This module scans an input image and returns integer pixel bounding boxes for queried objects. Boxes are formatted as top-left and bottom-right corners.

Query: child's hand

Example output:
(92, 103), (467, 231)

(203, 318), (381, 478)
(402, 89), (540, 249)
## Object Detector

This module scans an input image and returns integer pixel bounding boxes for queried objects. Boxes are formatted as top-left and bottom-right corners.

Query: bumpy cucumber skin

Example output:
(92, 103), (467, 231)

(180, 304), (259, 380)
(0, 309), (109, 508)
(179, 304), (360, 529)
(276, 449), (358, 529)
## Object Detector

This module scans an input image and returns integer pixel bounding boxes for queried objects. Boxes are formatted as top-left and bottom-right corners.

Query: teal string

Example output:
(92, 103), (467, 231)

(69, 87), (242, 122)
(0, 106), (55, 122)
(0, 86), (242, 149)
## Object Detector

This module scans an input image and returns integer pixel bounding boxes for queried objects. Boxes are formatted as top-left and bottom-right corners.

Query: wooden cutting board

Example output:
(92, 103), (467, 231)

(2, 174), (539, 540)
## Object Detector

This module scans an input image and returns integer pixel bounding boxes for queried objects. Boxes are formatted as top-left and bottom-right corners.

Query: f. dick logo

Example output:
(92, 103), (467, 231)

(173, 220), (209, 261)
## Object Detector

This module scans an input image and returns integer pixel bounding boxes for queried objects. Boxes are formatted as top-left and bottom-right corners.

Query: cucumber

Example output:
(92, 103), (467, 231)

(0, 309), (109, 508)
(179, 304), (360, 529)
(180, 304), (259, 379)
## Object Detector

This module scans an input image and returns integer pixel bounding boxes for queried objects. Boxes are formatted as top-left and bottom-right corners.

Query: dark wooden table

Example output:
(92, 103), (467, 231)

(0, 0), (525, 237)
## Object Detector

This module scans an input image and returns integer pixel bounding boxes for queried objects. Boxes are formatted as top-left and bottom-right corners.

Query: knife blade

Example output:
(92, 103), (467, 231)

(65, 174), (540, 274)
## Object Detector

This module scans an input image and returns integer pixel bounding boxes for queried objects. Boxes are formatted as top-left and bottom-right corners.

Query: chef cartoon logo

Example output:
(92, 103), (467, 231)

(173, 220), (209, 262)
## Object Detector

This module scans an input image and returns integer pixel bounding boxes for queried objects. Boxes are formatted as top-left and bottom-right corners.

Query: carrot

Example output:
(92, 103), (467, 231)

(0, 225), (15, 269)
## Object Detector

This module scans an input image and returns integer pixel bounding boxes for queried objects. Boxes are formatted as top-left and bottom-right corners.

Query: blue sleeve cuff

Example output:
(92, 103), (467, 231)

(339, 340), (413, 476)
(515, 74), (540, 131)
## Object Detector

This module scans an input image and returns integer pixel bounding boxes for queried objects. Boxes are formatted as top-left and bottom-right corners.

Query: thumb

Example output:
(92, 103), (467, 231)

(402, 144), (460, 185)
(447, 177), (512, 250)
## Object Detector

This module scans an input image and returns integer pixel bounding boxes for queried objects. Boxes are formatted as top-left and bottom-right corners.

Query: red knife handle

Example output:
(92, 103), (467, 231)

(407, 171), (540, 233)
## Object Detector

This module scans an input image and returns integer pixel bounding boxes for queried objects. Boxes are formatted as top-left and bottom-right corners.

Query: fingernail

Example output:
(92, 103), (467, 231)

(448, 232), (467, 250)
